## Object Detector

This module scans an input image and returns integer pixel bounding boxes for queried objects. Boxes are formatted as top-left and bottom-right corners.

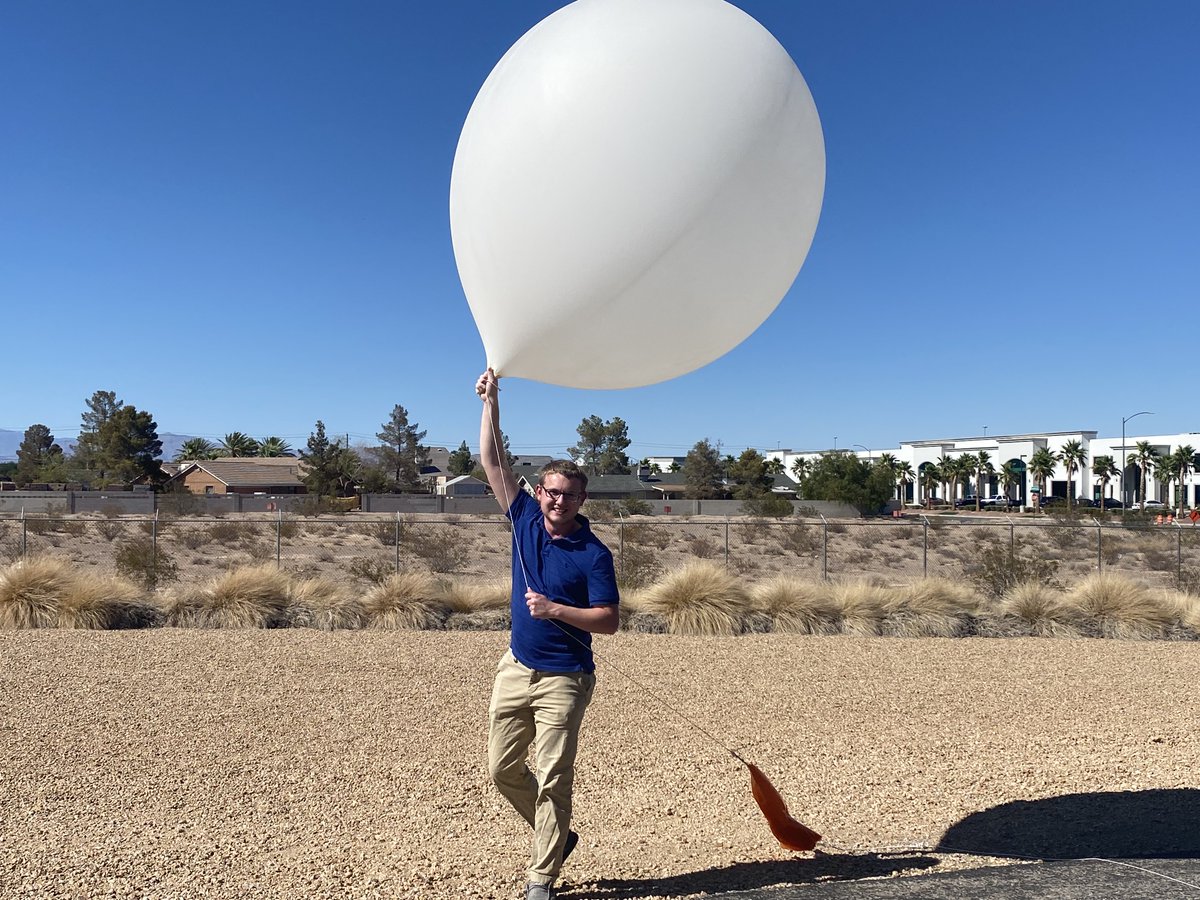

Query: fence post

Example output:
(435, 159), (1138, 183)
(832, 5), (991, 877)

(724, 520), (730, 570)
(152, 509), (159, 581)
(20, 507), (27, 559)
(1008, 518), (1015, 560)
(1177, 521), (1184, 585)
(395, 512), (402, 574)
(276, 509), (283, 568)
(1096, 520), (1103, 574)
(619, 516), (626, 580)
(920, 514), (929, 578)
(819, 514), (828, 580)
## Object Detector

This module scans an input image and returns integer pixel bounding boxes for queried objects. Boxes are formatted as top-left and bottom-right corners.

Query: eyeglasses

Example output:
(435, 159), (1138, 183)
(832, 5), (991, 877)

(539, 487), (583, 503)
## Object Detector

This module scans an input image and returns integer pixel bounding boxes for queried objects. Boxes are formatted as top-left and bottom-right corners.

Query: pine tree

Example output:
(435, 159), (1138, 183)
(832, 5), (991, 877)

(683, 439), (724, 499)
(448, 441), (474, 477)
(301, 421), (342, 497)
(376, 404), (430, 490)
(15, 424), (63, 487)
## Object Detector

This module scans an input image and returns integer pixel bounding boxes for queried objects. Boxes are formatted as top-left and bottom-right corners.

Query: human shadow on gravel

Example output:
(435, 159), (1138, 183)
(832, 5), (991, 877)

(558, 851), (939, 898)
(936, 789), (1200, 860)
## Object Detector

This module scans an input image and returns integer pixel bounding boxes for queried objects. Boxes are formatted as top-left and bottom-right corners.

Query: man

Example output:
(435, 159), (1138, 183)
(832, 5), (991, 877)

(476, 368), (620, 900)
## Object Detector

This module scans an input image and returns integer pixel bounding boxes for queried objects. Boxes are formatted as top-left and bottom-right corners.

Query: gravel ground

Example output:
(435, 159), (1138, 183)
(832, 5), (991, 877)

(1, 630), (1198, 899)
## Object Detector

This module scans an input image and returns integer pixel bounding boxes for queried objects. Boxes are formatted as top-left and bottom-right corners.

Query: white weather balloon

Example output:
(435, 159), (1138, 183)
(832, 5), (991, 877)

(450, 0), (824, 390)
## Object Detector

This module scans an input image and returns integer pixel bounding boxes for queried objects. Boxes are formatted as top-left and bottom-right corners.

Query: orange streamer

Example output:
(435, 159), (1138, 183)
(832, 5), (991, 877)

(746, 762), (821, 852)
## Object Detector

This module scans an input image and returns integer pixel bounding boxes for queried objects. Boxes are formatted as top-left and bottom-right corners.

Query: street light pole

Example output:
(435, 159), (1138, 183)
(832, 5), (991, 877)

(1121, 410), (1153, 514)
(853, 443), (872, 462)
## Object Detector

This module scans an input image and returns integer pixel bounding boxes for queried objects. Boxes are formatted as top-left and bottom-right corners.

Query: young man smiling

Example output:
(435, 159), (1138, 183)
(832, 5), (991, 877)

(476, 368), (620, 900)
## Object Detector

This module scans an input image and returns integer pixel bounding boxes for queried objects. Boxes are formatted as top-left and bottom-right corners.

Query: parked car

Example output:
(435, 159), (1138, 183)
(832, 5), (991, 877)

(954, 496), (980, 508)
(1131, 500), (1166, 510)
(982, 495), (1013, 508)
(1096, 498), (1124, 509)
(1039, 495), (1070, 508)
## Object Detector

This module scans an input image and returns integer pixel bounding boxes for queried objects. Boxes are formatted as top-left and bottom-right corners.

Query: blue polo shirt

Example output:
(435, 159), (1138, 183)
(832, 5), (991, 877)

(507, 490), (619, 673)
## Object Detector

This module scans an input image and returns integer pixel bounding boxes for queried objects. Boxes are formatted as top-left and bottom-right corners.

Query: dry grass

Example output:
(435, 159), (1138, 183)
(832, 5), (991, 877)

(58, 574), (153, 629)
(441, 579), (511, 630)
(826, 578), (892, 636)
(633, 561), (749, 635)
(1063, 573), (1176, 639)
(748, 575), (840, 635)
(994, 581), (1079, 637)
(286, 577), (366, 631)
(0, 556), (76, 628)
(363, 572), (448, 630)
(884, 577), (978, 637)
(163, 564), (292, 628)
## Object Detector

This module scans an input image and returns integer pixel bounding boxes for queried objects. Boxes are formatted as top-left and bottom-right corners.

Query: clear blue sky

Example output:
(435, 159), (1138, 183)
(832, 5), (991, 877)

(3, 1), (1197, 460)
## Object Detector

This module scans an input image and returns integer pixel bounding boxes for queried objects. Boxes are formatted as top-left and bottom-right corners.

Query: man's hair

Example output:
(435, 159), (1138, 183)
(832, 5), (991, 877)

(538, 459), (588, 489)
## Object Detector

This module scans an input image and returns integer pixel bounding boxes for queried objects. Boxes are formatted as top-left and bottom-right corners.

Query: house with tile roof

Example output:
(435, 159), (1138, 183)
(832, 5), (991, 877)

(167, 457), (307, 495)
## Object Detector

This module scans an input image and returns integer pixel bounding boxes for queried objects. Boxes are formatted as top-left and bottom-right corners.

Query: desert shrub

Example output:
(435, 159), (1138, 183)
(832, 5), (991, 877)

(348, 555), (395, 584)
(242, 541), (276, 564)
(735, 519), (768, 544)
(373, 519), (399, 546)
(685, 535), (719, 559)
(1046, 519), (1086, 551)
(209, 520), (250, 543)
(851, 526), (875, 548)
(178, 528), (213, 550)
(582, 500), (617, 522)
(442, 579), (511, 630)
(59, 574), (157, 629)
(286, 577), (365, 630)
(1141, 546), (1177, 573)
(292, 495), (349, 517)
(619, 497), (654, 516)
(156, 489), (200, 517)
(616, 543), (661, 590)
(964, 542), (1058, 598)
(826, 522), (848, 535)
(741, 493), (794, 518)
(96, 518), (124, 541)
(163, 564), (292, 628)
(779, 524), (820, 555)
(993, 582), (1078, 637)
(24, 516), (53, 536)
(114, 538), (179, 589)
(634, 561), (749, 635)
(278, 517), (300, 540)
(794, 505), (819, 518)
(623, 523), (670, 550)
(405, 525), (462, 574)
(60, 519), (86, 537)
(363, 572), (448, 630)
(891, 525), (916, 540)
(1178, 565), (1200, 597)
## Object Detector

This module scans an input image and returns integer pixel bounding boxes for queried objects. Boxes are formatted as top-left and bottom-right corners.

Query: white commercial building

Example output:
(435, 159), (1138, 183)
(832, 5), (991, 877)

(766, 429), (1200, 510)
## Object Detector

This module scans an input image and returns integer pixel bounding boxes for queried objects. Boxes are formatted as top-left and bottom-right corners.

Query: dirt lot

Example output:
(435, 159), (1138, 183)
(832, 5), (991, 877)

(2, 630), (1198, 899)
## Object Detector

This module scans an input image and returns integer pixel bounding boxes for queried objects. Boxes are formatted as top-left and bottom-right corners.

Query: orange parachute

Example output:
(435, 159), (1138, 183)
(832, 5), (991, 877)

(746, 761), (822, 852)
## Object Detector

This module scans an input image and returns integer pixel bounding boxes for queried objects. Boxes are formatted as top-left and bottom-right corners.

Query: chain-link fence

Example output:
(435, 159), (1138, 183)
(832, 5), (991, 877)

(2, 512), (1197, 593)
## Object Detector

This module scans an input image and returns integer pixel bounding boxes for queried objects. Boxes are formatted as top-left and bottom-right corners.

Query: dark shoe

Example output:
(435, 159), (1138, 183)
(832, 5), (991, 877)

(562, 829), (579, 863)
(524, 883), (554, 900)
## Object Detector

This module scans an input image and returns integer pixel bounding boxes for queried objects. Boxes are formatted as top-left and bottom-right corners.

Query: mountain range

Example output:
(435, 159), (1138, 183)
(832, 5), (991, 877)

(0, 430), (196, 463)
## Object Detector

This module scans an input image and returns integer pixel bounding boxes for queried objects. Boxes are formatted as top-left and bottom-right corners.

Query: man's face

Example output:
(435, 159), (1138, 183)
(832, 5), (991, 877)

(536, 473), (586, 526)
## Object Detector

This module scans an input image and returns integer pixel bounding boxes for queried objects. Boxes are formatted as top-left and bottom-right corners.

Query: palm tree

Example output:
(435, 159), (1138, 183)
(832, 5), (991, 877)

(895, 460), (915, 506)
(920, 462), (941, 508)
(1059, 439), (1087, 509)
(1165, 445), (1196, 516)
(257, 436), (294, 458)
(764, 457), (785, 476)
(971, 451), (994, 510)
(936, 454), (958, 504)
(175, 437), (217, 462)
(1092, 455), (1118, 512)
(1028, 447), (1059, 502)
(998, 460), (1021, 503)
(1129, 440), (1159, 506)
(220, 432), (260, 457)
(1152, 455), (1173, 508)
(790, 457), (811, 489)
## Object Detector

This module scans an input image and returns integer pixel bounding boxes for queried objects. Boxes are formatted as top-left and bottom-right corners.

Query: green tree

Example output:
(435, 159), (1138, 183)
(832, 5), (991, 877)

(448, 441), (474, 477)
(727, 449), (772, 501)
(764, 457), (785, 476)
(682, 439), (724, 499)
(89, 405), (164, 486)
(220, 432), (260, 457)
(257, 436), (294, 457)
(1165, 445), (1196, 516)
(15, 424), (63, 486)
(969, 451), (994, 510)
(376, 404), (430, 490)
(74, 390), (125, 472)
(1059, 439), (1087, 509)
(920, 462), (941, 507)
(894, 460), (915, 506)
(790, 457), (811, 497)
(1028, 447), (1059, 499)
(567, 415), (631, 475)
(1092, 455), (1118, 510)
(175, 438), (217, 461)
(1129, 440), (1158, 506)
(998, 460), (1021, 503)
(803, 451), (893, 514)
(301, 421), (343, 497)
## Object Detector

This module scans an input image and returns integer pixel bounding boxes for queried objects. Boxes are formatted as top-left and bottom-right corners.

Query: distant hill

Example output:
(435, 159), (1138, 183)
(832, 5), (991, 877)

(0, 429), (196, 463)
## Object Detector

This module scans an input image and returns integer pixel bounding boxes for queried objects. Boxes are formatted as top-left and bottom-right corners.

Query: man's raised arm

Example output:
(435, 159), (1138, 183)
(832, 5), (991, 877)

(476, 368), (520, 513)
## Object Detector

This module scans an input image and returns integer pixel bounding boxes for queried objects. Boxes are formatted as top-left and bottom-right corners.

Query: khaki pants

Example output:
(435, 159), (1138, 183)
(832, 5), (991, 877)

(488, 650), (596, 885)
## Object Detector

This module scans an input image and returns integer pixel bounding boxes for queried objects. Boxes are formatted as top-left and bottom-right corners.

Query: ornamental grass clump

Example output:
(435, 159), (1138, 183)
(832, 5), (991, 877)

(363, 572), (448, 630)
(826, 578), (893, 636)
(164, 564), (292, 628)
(286, 576), (366, 631)
(442, 579), (510, 630)
(59, 573), (156, 629)
(994, 581), (1077, 637)
(1064, 574), (1175, 640)
(0, 556), (80, 628)
(883, 577), (978, 638)
(748, 576), (839, 635)
(634, 560), (749, 636)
